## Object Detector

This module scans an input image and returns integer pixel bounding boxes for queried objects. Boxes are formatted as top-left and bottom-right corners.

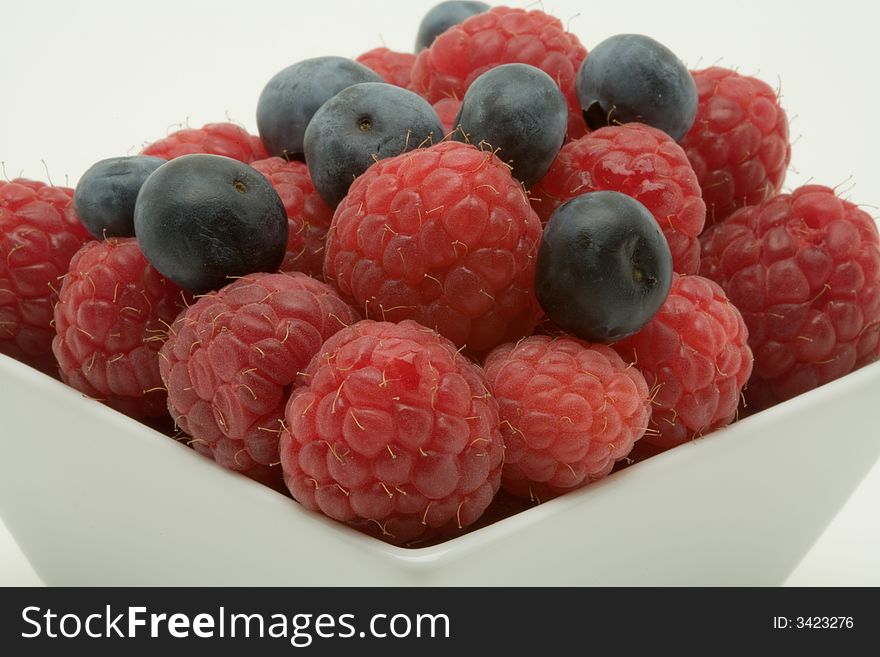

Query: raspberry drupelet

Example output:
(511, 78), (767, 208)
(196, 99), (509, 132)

(432, 97), (463, 135)
(356, 47), (417, 89)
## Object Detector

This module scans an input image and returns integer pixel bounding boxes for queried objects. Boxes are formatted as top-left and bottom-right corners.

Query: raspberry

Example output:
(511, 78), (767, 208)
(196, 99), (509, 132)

(0, 179), (92, 374)
(279, 319), (503, 545)
(410, 6), (588, 139)
(159, 272), (360, 488)
(699, 185), (880, 410)
(250, 157), (333, 279)
(612, 274), (753, 448)
(432, 97), (463, 134)
(680, 68), (790, 225)
(324, 141), (543, 354)
(52, 238), (187, 419)
(530, 123), (706, 274)
(484, 335), (650, 501)
(249, 133), (270, 161)
(356, 47), (417, 88)
(141, 122), (267, 163)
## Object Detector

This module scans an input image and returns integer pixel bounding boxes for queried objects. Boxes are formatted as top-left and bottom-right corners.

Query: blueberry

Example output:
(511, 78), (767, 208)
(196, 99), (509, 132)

(304, 82), (443, 207)
(415, 1), (489, 51)
(535, 191), (672, 343)
(256, 56), (382, 161)
(133, 154), (287, 293)
(575, 34), (697, 141)
(73, 156), (165, 239)
(452, 63), (567, 187)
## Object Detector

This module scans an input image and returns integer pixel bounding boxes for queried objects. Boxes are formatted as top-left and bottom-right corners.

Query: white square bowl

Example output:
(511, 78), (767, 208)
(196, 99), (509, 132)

(0, 352), (878, 586)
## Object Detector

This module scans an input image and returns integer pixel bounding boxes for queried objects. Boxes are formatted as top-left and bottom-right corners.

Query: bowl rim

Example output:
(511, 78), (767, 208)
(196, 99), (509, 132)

(2, 353), (879, 572)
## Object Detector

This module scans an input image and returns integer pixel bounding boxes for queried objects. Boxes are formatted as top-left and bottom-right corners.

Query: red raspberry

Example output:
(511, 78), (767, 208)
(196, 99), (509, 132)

(159, 272), (360, 488)
(700, 185), (880, 410)
(0, 179), (92, 374)
(432, 97), (463, 135)
(279, 319), (503, 545)
(250, 157), (333, 279)
(141, 122), (267, 163)
(680, 67), (790, 225)
(484, 335), (650, 502)
(52, 238), (187, 419)
(324, 141), (543, 354)
(248, 133), (270, 161)
(410, 7), (588, 139)
(356, 47), (417, 88)
(613, 274), (753, 449)
(531, 123), (706, 274)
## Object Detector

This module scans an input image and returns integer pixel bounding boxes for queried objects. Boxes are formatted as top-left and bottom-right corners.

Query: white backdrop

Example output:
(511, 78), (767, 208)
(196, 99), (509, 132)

(1, 0), (878, 585)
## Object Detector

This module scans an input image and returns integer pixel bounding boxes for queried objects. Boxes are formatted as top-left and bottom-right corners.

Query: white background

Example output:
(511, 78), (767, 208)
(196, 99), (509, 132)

(0, 0), (878, 585)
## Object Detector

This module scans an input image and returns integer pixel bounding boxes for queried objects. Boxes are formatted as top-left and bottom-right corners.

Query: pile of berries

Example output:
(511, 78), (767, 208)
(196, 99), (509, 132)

(2, 1), (877, 547)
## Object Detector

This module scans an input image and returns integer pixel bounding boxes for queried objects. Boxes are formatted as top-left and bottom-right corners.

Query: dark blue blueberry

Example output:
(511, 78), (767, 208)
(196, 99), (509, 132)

(73, 156), (165, 239)
(133, 154), (287, 293)
(256, 56), (382, 161)
(452, 63), (567, 187)
(415, 1), (490, 51)
(575, 34), (697, 141)
(304, 82), (444, 207)
(535, 191), (672, 343)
